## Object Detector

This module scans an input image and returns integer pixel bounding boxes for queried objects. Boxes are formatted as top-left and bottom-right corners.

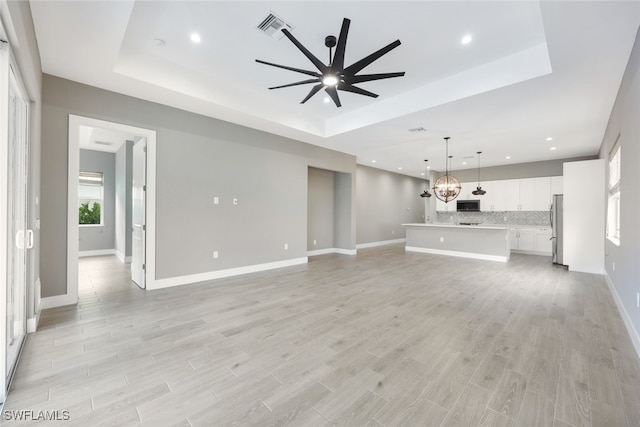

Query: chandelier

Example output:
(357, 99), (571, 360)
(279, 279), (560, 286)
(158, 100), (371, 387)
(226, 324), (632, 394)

(420, 159), (432, 198)
(432, 137), (461, 203)
(471, 151), (487, 196)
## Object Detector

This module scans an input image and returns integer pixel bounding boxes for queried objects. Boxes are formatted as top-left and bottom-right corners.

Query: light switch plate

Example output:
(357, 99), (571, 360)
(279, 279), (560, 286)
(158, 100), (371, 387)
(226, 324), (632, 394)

(214, 197), (219, 205)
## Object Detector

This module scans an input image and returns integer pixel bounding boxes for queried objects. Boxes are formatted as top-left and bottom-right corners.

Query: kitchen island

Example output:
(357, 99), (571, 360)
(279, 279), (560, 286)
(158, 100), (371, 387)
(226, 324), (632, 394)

(403, 223), (510, 262)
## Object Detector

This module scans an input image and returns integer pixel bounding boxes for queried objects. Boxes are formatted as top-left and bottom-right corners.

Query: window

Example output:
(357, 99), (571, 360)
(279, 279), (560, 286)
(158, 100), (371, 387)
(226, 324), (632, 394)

(607, 141), (621, 245)
(79, 171), (103, 225)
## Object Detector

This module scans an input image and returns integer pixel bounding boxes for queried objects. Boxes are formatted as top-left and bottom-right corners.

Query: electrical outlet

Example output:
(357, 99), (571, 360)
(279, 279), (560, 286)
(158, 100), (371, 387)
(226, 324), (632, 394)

(214, 197), (219, 205)
(440, 237), (444, 243)
(213, 251), (219, 259)
(613, 261), (615, 271)
(391, 230), (395, 235)
(233, 198), (238, 205)
(504, 216), (508, 222)
(313, 240), (317, 246)
(284, 243), (288, 250)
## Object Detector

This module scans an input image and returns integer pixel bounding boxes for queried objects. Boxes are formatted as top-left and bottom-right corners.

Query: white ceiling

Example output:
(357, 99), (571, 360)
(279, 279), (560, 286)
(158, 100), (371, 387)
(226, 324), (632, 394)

(30, 1), (640, 177)
(78, 125), (137, 153)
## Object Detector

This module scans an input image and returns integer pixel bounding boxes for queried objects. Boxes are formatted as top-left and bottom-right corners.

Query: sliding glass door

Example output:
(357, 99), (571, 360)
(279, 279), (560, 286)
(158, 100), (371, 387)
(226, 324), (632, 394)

(5, 63), (29, 388)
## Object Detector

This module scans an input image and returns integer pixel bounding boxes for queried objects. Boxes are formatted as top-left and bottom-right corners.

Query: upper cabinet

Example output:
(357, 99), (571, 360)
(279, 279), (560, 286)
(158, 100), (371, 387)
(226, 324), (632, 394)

(551, 176), (563, 195)
(519, 178), (536, 211)
(457, 176), (562, 212)
(534, 177), (552, 211)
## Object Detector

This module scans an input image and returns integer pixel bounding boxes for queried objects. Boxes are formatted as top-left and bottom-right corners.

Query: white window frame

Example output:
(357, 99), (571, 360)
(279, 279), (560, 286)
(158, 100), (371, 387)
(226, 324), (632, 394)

(78, 171), (104, 226)
(606, 138), (621, 246)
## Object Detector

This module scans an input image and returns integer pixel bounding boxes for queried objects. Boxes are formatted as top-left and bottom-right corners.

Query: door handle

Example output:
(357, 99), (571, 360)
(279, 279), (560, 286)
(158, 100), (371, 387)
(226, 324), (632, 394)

(26, 229), (34, 249)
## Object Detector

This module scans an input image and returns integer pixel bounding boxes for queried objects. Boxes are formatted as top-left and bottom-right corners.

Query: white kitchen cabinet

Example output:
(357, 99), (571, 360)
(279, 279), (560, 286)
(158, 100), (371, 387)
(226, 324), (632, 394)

(510, 227), (535, 252)
(518, 228), (535, 251)
(460, 182), (473, 200)
(534, 177), (552, 211)
(534, 227), (552, 255)
(477, 181), (491, 210)
(505, 180), (520, 210)
(519, 178), (536, 211)
(491, 180), (506, 211)
(436, 197), (455, 212)
(551, 176), (563, 195)
(509, 229), (519, 250)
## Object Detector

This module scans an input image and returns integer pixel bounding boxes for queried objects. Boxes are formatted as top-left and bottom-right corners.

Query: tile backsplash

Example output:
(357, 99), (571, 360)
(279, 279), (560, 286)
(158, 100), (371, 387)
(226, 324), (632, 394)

(435, 210), (551, 226)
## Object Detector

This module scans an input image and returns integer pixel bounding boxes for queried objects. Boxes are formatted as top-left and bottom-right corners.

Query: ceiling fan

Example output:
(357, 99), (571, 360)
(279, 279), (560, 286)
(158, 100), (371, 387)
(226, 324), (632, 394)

(256, 18), (405, 107)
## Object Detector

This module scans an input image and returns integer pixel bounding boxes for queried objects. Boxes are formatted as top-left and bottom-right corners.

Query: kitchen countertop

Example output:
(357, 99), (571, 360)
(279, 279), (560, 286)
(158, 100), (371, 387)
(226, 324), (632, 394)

(403, 223), (509, 230)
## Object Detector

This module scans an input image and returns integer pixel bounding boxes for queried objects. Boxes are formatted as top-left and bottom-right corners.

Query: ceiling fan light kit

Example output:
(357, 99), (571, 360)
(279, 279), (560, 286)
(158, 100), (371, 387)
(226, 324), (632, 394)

(256, 18), (405, 107)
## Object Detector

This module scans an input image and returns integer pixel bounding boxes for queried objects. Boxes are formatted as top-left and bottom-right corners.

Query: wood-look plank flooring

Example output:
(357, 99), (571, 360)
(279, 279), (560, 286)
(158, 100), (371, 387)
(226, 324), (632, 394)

(4, 245), (640, 426)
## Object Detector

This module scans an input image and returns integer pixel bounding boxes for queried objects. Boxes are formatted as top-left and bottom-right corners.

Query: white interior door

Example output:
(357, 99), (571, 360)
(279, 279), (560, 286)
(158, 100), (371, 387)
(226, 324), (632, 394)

(5, 64), (29, 395)
(131, 139), (146, 288)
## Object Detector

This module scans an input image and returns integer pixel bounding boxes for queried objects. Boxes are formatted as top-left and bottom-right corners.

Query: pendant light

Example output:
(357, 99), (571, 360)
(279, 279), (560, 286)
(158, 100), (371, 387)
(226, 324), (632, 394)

(432, 137), (461, 203)
(472, 151), (487, 196)
(420, 159), (432, 198)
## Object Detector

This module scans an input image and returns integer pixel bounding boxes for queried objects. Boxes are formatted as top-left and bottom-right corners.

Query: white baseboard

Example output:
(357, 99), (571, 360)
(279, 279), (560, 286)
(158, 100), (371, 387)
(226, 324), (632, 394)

(356, 238), (405, 249)
(40, 293), (78, 310)
(79, 249), (116, 258)
(511, 250), (551, 257)
(115, 251), (132, 263)
(308, 248), (357, 256)
(27, 312), (40, 333)
(604, 274), (640, 360)
(405, 246), (509, 263)
(149, 257), (309, 290)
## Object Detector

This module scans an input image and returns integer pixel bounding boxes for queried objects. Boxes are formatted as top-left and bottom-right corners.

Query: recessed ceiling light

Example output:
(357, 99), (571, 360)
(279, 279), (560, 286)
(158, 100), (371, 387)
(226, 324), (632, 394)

(398, 167), (403, 170)
(461, 34), (473, 45)
(546, 137), (553, 141)
(427, 166), (431, 169)
(324, 97), (331, 103)
(550, 147), (557, 151)
(190, 33), (201, 44)
(420, 172), (425, 176)
(505, 156), (511, 159)
(462, 161), (467, 165)
(371, 160), (376, 163)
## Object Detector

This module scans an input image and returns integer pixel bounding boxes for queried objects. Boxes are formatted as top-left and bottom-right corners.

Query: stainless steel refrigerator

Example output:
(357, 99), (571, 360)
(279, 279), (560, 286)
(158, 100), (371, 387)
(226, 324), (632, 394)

(551, 194), (564, 265)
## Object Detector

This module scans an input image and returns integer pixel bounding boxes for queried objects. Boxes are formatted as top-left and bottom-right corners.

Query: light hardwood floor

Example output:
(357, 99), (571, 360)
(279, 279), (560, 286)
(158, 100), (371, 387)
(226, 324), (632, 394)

(4, 245), (640, 426)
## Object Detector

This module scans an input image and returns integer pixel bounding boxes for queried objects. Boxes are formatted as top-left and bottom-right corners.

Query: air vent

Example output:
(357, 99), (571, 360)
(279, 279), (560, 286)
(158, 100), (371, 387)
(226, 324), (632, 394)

(94, 141), (113, 146)
(408, 127), (426, 133)
(257, 12), (292, 40)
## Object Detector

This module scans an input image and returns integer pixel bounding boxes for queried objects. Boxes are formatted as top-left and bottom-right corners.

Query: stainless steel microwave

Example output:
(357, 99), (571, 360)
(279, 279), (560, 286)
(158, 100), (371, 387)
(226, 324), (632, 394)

(457, 200), (480, 212)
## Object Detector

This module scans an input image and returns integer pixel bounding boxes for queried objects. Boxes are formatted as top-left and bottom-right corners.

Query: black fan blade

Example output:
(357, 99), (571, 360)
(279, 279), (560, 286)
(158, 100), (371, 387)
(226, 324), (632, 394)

(344, 39), (401, 76)
(255, 59), (320, 78)
(332, 18), (351, 71)
(325, 86), (342, 107)
(301, 84), (324, 104)
(269, 79), (319, 90)
(281, 29), (328, 73)
(347, 72), (405, 84)
(337, 82), (378, 98)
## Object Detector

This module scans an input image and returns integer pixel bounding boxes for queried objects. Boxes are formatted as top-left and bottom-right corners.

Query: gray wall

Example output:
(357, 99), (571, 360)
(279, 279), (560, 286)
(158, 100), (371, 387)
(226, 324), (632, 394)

(79, 150), (115, 252)
(2, 1), (43, 320)
(444, 156), (596, 182)
(41, 75), (356, 296)
(307, 168), (335, 251)
(115, 141), (133, 259)
(334, 172), (353, 250)
(356, 165), (425, 245)
(599, 27), (640, 349)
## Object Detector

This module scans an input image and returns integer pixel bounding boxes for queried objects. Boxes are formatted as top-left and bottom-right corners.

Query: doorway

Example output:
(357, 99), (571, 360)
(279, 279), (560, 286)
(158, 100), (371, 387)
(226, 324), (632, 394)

(66, 116), (156, 304)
